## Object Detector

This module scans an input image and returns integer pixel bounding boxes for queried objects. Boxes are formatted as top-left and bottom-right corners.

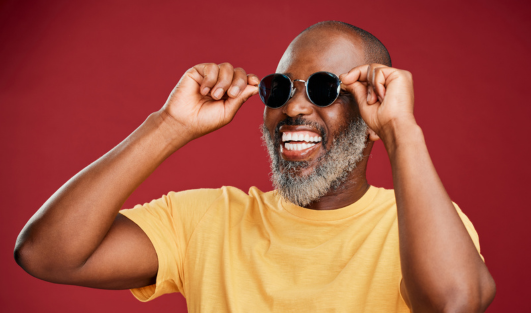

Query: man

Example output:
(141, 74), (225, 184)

(14, 21), (495, 312)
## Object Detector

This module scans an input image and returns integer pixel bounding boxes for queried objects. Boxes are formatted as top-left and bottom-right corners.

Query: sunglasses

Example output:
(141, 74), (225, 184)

(258, 71), (342, 109)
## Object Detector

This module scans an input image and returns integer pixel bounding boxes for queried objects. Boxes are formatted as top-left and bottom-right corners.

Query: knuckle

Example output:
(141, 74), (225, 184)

(203, 64), (218, 78)
(234, 67), (246, 75)
(219, 62), (233, 70)
(204, 63), (217, 71)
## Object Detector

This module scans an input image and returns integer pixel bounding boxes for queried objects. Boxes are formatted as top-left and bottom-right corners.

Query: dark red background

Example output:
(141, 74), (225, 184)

(1, 0), (529, 312)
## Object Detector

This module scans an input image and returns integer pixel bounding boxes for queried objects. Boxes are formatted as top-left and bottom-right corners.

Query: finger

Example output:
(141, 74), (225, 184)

(194, 63), (220, 96)
(339, 65), (369, 85)
(225, 84), (259, 119)
(342, 81), (369, 111)
(372, 67), (388, 102)
(247, 74), (260, 86)
(365, 64), (389, 104)
(211, 63), (234, 100)
(366, 63), (388, 83)
(228, 67), (247, 98)
(367, 85), (376, 105)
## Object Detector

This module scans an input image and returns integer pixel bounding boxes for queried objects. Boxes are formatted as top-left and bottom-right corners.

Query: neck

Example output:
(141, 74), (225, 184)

(304, 166), (370, 211)
(303, 140), (373, 210)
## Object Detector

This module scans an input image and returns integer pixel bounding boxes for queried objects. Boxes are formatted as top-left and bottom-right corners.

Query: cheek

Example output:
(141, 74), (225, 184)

(264, 107), (280, 135)
(318, 104), (357, 143)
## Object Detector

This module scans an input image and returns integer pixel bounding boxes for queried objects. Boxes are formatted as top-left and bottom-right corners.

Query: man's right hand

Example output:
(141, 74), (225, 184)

(161, 63), (259, 142)
(13, 63), (260, 290)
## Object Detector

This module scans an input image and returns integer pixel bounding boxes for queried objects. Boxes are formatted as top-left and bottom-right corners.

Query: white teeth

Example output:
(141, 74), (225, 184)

(282, 132), (323, 143)
(283, 142), (318, 151)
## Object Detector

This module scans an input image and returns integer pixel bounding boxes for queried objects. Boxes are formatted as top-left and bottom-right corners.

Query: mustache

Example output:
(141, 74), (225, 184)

(274, 116), (327, 145)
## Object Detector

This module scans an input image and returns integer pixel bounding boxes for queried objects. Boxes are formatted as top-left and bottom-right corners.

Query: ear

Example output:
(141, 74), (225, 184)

(366, 127), (380, 142)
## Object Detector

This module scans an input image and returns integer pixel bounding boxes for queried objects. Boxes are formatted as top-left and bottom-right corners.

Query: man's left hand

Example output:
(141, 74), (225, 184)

(340, 64), (416, 143)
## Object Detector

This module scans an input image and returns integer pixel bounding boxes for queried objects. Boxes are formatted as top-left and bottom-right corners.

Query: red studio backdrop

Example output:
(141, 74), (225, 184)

(1, 0), (530, 312)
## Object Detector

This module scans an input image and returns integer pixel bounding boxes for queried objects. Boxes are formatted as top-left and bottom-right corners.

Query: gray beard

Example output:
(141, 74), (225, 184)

(261, 117), (368, 207)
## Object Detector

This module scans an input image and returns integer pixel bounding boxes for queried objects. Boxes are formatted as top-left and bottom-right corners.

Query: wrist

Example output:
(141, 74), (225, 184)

(380, 118), (425, 156)
(150, 110), (195, 152)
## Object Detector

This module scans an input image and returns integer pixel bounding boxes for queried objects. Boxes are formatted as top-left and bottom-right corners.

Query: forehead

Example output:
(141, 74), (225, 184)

(276, 29), (365, 78)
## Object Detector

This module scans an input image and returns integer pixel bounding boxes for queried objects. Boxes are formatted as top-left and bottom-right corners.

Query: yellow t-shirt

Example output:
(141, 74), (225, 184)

(119, 185), (482, 313)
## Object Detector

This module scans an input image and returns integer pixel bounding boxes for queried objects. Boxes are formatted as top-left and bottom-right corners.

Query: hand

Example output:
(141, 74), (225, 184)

(340, 64), (416, 142)
(160, 63), (259, 141)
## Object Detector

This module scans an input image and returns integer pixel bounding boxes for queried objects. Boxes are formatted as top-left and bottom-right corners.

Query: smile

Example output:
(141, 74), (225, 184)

(282, 132), (322, 151)
(279, 129), (323, 161)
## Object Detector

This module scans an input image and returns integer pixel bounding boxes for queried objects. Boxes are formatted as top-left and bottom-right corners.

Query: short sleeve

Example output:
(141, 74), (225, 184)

(398, 201), (486, 306)
(452, 202), (484, 261)
(119, 188), (224, 301)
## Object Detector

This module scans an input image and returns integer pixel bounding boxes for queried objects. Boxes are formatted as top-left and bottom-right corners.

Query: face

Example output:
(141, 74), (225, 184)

(262, 29), (369, 207)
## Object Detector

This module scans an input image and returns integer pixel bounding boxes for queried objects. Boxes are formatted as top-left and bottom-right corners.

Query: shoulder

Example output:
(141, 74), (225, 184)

(369, 186), (482, 253)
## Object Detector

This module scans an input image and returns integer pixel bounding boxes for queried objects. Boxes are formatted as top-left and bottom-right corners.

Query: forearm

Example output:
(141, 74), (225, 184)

(382, 120), (495, 312)
(15, 110), (187, 273)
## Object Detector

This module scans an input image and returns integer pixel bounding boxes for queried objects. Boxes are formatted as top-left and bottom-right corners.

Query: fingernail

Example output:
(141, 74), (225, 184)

(202, 87), (210, 95)
(213, 88), (223, 99)
(230, 86), (240, 97)
(367, 87), (371, 102)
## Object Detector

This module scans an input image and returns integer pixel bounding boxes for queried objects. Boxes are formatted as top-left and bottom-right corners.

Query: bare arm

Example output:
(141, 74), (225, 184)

(14, 63), (259, 289)
(341, 65), (496, 312)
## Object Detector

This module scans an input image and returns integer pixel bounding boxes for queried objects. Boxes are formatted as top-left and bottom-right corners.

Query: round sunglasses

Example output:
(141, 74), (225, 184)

(258, 71), (342, 108)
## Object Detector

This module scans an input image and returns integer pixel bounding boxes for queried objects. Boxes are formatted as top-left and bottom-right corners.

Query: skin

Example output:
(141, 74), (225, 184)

(264, 30), (372, 210)
(14, 27), (496, 312)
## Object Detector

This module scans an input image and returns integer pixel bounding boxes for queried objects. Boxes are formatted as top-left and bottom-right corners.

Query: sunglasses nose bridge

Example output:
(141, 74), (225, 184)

(282, 80), (314, 117)
(290, 79), (308, 100)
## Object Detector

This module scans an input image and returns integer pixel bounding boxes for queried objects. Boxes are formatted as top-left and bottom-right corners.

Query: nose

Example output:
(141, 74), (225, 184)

(281, 84), (314, 117)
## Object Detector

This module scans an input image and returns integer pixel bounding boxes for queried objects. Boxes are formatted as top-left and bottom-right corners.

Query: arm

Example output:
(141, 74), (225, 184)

(341, 65), (496, 312)
(14, 63), (259, 289)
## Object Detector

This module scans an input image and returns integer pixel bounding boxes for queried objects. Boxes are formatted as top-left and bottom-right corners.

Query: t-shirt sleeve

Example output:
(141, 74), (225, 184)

(118, 188), (224, 302)
(452, 202), (484, 261)
(398, 201), (486, 305)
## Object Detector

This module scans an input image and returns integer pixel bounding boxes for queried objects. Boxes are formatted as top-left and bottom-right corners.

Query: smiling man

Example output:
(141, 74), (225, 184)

(15, 21), (495, 312)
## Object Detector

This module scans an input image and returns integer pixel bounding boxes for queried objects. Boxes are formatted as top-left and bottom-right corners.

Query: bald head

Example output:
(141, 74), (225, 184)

(264, 22), (388, 208)
(278, 21), (391, 73)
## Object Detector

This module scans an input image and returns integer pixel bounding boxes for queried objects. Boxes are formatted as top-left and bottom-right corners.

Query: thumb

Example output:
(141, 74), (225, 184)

(342, 81), (369, 111)
(225, 84), (259, 118)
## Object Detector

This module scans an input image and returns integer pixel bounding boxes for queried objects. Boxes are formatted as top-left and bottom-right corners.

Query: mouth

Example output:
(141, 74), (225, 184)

(279, 126), (323, 161)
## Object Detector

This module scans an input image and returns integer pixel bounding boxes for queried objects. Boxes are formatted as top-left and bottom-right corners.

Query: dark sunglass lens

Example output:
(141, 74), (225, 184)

(259, 74), (291, 108)
(307, 72), (340, 107)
